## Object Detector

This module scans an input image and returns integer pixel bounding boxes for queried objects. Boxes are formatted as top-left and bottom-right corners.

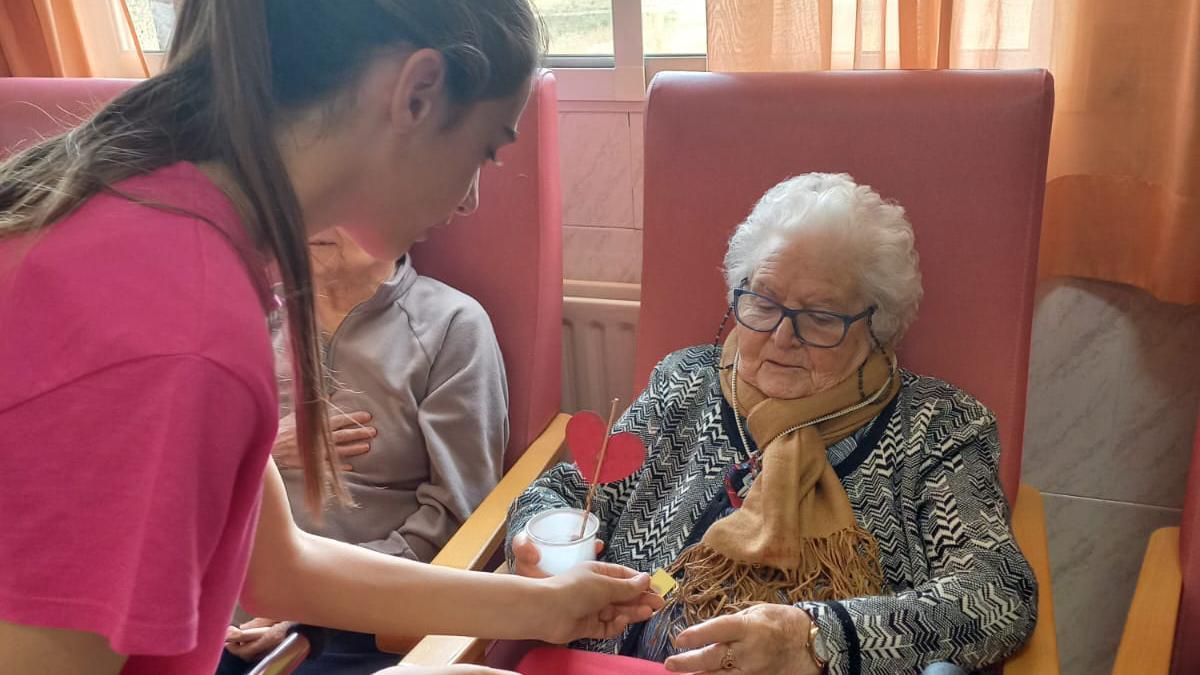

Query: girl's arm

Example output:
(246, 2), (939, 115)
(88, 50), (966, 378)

(244, 461), (662, 644)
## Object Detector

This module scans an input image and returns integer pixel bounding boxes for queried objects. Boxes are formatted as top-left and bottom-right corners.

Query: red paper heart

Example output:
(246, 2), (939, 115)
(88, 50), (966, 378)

(566, 411), (647, 485)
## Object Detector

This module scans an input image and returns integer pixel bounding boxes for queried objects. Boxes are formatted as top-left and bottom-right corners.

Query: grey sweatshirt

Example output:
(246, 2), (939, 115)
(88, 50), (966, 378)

(276, 256), (509, 562)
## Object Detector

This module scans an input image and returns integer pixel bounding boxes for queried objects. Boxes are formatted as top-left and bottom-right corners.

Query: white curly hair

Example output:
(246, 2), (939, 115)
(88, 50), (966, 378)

(722, 173), (923, 347)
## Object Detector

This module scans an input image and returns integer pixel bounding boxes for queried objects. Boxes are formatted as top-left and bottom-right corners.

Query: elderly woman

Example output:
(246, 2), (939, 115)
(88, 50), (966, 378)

(223, 218), (509, 674)
(507, 173), (1036, 675)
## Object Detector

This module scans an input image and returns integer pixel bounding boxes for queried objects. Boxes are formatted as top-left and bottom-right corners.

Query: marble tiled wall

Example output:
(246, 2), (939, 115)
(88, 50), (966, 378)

(559, 108), (1200, 675)
(559, 111), (644, 283)
(1023, 278), (1200, 675)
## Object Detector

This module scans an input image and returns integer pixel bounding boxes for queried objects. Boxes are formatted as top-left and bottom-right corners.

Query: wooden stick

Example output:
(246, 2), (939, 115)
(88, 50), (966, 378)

(578, 398), (620, 540)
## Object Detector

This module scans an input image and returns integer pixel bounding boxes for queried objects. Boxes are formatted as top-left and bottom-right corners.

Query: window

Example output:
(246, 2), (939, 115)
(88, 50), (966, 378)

(957, 0), (1036, 51)
(533, 0), (707, 101)
(643, 0), (706, 56)
(536, 0), (617, 56)
(829, 0), (900, 70)
(125, 0), (701, 99)
(534, 0), (706, 58)
(124, 0), (177, 53)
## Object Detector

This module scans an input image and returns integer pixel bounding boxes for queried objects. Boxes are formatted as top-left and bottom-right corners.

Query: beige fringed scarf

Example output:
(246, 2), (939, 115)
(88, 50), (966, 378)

(661, 333), (900, 627)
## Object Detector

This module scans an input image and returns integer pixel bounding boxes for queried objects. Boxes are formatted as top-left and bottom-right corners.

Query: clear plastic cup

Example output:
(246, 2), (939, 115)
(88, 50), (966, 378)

(526, 507), (599, 576)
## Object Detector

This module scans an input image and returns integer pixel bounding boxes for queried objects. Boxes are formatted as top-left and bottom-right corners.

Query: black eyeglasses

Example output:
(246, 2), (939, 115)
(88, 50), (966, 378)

(732, 284), (875, 349)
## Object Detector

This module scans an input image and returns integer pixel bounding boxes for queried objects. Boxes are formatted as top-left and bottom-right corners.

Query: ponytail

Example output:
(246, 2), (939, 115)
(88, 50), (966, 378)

(206, 0), (344, 512)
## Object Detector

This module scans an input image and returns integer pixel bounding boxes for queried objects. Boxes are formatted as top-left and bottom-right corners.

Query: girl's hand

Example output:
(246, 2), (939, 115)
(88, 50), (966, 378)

(538, 561), (665, 644)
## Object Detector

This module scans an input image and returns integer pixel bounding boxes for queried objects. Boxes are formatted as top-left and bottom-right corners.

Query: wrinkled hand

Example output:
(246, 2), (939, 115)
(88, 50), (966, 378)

(539, 561), (665, 644)
(372, 662), (518, 667)
(511, 529), (604, 579)
(224, 618), (295, 663)
(665, 604), (818, 675)
(273, 410), (375, 470)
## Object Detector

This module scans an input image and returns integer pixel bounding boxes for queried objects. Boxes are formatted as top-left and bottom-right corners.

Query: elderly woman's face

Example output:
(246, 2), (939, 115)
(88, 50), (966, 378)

(309, 226), (378, 272)
(736, 232), (873, 400)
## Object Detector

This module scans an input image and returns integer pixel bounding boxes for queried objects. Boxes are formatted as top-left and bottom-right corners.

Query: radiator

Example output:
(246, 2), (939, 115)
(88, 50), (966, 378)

(561, 280), (641, 415)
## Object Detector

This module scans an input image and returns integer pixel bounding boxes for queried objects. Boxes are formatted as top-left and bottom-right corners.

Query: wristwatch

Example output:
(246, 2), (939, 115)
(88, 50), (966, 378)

(806, 621), (829, 672)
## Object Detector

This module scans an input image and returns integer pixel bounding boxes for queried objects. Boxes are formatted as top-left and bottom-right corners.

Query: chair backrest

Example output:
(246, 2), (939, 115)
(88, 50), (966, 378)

(0, 74), (563, 468)
(0, 77), (135, 154)
(412, 70), (562, 466)
(637, 70), (1054, 502)
(1175, 410), (1200, 672)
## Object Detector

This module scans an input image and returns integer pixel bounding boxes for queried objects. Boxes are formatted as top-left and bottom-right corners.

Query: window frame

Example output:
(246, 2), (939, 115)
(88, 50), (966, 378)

(142, 0), (709, 99)
(546, 0), (707, 103)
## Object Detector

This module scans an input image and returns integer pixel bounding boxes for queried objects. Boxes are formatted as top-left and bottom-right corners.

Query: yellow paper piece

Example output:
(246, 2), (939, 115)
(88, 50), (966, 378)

(650, 568), (677, 598)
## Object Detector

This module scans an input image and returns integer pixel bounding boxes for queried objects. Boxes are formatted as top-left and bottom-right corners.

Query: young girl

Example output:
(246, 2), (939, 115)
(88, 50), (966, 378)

(0, 2), (660, 674)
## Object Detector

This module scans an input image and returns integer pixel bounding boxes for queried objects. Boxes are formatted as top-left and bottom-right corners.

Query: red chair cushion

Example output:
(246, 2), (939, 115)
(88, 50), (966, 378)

(0, 78), (136, 154)
(516, 646), (670, 675)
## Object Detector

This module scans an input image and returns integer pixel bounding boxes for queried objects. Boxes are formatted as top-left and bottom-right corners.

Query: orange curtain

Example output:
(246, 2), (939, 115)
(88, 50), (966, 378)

(0, 0), (148, 77)
(707, 0), (1200, 305)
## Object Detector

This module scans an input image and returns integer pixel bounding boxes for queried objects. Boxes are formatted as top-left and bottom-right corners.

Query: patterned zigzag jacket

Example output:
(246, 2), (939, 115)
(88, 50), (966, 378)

(506, 346), (1037, 674)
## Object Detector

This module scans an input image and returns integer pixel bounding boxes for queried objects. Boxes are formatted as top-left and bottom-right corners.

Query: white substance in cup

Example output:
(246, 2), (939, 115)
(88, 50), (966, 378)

(527, 507), (599, 576)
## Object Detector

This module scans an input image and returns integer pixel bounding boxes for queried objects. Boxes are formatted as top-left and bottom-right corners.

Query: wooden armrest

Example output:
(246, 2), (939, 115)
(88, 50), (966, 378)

(399, 633), (492, 666)
(376, 414), (569, 654)
(1004, 483), (1060, 675)
(1112, 526), (1182, 675)
(426, 412), (570, 570)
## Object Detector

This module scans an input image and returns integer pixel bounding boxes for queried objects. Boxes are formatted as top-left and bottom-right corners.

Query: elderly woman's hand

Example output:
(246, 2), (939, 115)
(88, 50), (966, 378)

(272, 410), (375, 471)
(510, 528), (604, 578)
(224, 618), (295, 662)
(665, 604), (821, 675)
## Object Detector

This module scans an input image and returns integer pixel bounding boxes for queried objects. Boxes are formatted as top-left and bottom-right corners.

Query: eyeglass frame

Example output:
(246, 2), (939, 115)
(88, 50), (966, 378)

(731, 280), (876, 349)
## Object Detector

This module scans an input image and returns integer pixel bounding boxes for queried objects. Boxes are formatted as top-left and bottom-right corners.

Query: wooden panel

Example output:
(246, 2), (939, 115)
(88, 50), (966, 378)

(1112, 527), (1182, 675)
(399, 633), (490, 667)
(1004, 483), (1061, 675)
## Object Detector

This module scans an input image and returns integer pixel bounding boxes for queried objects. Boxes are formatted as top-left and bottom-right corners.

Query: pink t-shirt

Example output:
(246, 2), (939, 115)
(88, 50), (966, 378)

(0, 162), (279, 674)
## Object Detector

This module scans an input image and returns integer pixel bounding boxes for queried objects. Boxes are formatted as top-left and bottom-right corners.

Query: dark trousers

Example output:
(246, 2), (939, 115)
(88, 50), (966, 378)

(215, 629), (398, 675)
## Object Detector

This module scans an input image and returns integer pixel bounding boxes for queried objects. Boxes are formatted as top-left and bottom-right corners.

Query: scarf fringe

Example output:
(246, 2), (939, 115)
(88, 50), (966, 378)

(660, 525), (886, 631)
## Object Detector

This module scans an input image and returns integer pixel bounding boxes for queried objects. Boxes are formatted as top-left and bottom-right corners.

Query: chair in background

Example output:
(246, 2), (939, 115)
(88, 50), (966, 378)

(0, 77), (135, 153)
(1113, 408), (1200, 675)
(0, 71), (567, 666)
(403, 69), (1059, 674)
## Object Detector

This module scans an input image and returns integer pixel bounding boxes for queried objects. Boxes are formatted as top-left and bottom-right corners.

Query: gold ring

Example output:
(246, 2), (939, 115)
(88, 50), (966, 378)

(721, 644), (737, 670)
